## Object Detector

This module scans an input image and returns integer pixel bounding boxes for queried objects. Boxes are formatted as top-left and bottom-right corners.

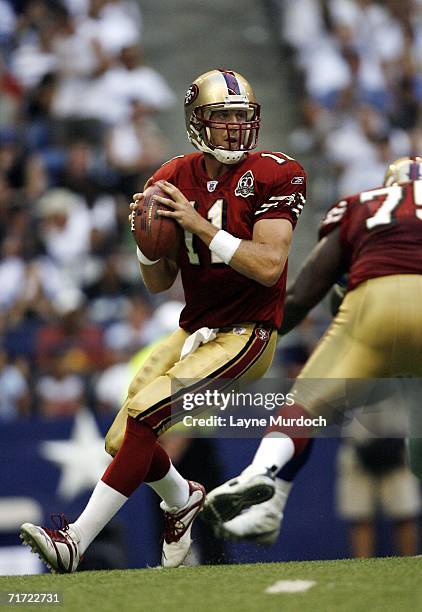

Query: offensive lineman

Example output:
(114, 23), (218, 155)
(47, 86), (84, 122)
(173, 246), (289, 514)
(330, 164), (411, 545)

(203, 156), (422, 544)
(19, 69), (307, 572)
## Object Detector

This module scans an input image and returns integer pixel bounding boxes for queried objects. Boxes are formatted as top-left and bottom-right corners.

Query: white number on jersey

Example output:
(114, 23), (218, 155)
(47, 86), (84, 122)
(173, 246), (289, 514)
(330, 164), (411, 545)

(321, 200), (348, 226)
(184, 199), (226, 265)
(362, 181), (422, 229)
(260, 152), (295, 165)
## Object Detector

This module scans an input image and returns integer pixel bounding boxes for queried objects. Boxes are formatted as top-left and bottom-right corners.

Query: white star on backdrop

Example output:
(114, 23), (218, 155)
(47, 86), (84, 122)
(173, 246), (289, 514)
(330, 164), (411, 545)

(40, 410), (112, 501)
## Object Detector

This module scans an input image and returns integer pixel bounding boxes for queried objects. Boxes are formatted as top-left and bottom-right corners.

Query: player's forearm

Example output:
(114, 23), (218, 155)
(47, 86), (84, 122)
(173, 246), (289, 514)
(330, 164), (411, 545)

(195, 219), (288, 286)
(140, 258), (179, 294)
(279, 254), (344, 335)
(278, 291), (312, 335)
(229, 240), (288, 287)
(279, 266), (335, 334)
(279, 230), (347, 334)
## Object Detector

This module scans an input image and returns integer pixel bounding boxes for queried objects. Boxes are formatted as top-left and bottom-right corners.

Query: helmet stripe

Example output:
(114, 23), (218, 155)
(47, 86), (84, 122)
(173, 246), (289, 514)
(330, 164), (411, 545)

(220, 70), (241, 95)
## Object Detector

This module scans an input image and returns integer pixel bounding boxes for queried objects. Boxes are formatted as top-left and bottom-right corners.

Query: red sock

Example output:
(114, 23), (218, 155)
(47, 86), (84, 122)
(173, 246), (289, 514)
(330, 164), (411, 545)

(266, 403), (312, 456)
(102, 417), (157, 496)
(291, 436), (310, 456)
(144, 443), (171, 483)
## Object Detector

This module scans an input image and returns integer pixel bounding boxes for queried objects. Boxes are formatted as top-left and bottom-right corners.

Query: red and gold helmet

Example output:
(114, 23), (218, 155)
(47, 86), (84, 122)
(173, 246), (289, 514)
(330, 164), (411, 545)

(184, 69), (260, 164)
(384, 156), (422, 186)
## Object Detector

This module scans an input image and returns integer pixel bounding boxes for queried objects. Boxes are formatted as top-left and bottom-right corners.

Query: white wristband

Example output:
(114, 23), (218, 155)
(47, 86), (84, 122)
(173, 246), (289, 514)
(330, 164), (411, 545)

(209, 230), (241, 264)
(136, 246), (160, 265)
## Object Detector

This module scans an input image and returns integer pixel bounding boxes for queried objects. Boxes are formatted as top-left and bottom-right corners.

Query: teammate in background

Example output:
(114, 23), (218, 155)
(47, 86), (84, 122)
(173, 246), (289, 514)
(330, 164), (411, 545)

(204, 156), (422, 544)
(19, 69), (307, 572)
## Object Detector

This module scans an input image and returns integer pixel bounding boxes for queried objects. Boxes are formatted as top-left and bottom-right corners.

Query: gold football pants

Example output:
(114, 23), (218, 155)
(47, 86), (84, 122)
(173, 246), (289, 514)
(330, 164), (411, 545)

(290, 275), (422, 479)
(105, 323), (277, 456)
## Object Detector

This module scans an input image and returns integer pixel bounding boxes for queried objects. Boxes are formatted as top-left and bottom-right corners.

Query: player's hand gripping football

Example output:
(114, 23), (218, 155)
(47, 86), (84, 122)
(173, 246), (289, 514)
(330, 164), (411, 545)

(132, 180), (207, 236)
(128, 177), (153, 222)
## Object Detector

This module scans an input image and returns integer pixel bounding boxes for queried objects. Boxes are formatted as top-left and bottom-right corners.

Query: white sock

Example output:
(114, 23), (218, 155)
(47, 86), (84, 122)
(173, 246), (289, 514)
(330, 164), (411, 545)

(70, 480), (128, 555)
(243, 434), (295, 478)
(146, 463), (190, 510)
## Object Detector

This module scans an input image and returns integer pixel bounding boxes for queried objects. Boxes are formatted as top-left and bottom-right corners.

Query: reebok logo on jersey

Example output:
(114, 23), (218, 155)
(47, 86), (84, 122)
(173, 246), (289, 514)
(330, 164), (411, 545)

(207, 181), (218, 192)
(235, 170), (255, 198)
(291, 176), (304, 184)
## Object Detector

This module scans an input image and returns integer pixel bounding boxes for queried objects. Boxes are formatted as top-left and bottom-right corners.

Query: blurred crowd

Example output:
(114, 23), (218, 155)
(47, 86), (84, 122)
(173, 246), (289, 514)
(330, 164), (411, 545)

(1, 0), (421, 422)
(277, 0), (421, 208)
(272, 0), (422, 374)
(0, 0), (182, 421)
(274, 1), (422, 556)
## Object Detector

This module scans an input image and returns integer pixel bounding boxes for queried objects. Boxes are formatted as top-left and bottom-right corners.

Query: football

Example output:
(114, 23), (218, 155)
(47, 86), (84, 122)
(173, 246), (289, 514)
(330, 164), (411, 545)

(131, 183), (181, 261)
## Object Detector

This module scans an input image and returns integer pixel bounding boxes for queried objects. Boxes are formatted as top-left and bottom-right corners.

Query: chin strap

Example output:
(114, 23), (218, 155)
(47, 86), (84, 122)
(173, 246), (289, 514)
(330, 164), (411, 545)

(189, 130), (246, 165)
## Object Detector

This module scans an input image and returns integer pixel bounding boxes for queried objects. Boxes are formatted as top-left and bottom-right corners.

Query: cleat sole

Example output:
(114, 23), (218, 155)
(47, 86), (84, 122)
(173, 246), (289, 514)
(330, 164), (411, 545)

(202, 483), (275, 525)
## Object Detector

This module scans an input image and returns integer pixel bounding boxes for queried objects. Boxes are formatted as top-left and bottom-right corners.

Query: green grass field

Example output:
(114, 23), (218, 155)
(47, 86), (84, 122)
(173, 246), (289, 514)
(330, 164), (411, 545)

(1, 557), (420, 612)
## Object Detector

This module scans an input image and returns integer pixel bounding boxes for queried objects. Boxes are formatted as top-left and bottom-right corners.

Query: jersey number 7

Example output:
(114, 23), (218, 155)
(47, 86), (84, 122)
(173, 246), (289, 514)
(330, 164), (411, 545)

(362, 181), (422, 229)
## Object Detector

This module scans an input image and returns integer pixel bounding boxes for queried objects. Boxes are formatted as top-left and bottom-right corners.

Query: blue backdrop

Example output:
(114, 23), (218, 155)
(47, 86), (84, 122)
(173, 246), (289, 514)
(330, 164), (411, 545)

(0, 413), (405, 570)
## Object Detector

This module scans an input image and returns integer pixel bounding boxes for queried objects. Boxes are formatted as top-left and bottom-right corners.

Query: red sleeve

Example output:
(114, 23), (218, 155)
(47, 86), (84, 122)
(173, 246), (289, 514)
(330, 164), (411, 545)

(148, 155), (186, 183)
(318, 198), (349, 240)
(253, 158), (307, 229)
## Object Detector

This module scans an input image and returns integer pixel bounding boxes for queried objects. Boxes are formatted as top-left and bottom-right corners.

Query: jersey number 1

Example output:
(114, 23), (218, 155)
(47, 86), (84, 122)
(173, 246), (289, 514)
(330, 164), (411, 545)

(185, 199), (226, 265)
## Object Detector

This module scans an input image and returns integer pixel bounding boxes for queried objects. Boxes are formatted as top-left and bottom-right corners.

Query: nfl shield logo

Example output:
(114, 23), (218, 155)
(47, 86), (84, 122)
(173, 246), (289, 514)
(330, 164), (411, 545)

(207, 181), (218, 192)
(235, 170), (255, 198)
(233, 327), (246, 335)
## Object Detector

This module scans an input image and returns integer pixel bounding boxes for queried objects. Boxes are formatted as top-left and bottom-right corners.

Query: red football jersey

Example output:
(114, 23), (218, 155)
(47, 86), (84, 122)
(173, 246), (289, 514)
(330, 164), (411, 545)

(319, 180), (422, 290)
(150, 151), (306, 332)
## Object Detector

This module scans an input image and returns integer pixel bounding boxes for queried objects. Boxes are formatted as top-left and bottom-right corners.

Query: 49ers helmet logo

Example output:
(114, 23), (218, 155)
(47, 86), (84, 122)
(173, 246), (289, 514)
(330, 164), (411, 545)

(235, 170), (255, 198)
(184, 84), (199, 106)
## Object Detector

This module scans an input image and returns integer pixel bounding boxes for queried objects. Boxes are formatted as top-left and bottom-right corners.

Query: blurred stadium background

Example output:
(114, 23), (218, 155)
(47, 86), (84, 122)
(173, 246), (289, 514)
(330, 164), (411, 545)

(0, 0), (420, 574)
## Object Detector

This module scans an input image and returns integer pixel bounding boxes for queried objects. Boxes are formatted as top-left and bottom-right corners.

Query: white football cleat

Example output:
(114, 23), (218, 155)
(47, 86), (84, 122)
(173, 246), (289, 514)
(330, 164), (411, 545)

(202, 469), (278, 527)
(221, 478), (292, 544)
(161, 480), (205, 568)
(202, 469), (291, 544)
(20, 514), (80, 573)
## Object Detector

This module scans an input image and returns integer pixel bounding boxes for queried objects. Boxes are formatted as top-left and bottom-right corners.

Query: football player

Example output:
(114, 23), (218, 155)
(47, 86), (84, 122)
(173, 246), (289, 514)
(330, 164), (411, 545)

(203, 156), (422, 544)
(19, 69), (307, 572)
